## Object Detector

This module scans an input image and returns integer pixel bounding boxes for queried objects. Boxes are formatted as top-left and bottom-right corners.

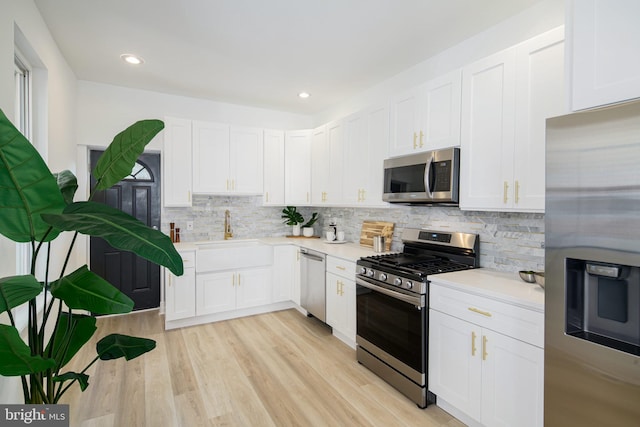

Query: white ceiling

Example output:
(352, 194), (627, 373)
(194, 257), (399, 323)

(34, 0), (541, 115)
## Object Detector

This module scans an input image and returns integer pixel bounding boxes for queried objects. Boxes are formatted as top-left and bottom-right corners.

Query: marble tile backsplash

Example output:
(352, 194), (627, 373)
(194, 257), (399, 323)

(163, 196), (544, 273)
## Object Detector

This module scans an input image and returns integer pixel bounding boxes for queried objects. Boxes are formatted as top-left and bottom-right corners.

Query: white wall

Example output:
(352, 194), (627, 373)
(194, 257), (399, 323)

(313, 0), (565, 125)
(0, 0), (78, 404)
(76, 81), (313, 151)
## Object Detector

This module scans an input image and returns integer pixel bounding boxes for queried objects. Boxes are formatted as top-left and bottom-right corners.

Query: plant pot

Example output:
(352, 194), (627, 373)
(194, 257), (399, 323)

(302, 227), (314, 237)
(292, 224), (301, 236)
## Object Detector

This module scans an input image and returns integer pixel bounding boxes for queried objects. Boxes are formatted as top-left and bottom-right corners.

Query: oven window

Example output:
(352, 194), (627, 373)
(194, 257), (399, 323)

(357, 286), (425, 372)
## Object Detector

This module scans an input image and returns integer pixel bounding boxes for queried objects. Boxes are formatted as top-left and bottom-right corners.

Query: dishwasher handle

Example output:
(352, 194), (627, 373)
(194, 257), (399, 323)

(300, 251), (325, 262)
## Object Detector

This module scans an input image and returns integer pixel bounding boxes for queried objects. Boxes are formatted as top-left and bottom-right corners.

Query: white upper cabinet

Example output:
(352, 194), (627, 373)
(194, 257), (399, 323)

(192, 121), (263, 195)
(230, 125), (264, 194)
(389, 69), (462, 157)
(460, 27), (564, 212)
(192, 121), (230, 193)
(569, 0), (640, 110)
(163, 117), (193, 207)
(311, 125), (329, 204)
(342, 104), (389, 207)
(263, 129), (285, 205)
(285, 130), (312, 205)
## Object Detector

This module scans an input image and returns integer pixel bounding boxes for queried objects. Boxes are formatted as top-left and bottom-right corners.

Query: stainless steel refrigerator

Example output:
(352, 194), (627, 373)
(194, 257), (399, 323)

(545, 100), (640, 426)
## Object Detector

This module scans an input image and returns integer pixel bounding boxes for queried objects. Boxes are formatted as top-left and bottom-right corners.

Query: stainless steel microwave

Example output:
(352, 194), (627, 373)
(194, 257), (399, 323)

(382, 147), (460, 205)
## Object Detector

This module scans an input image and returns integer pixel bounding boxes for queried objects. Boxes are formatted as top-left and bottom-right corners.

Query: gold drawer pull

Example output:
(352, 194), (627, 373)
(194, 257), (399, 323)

(336, 266), (346, 271)
(413, 132), (418, 149)
(471, 331), (477, 356)
(468, 307), (492, 317)
(482, 335), (488, 361)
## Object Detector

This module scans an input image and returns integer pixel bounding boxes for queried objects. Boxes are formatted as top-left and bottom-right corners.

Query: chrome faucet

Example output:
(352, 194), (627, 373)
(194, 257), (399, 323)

(224, 209), (233, 240)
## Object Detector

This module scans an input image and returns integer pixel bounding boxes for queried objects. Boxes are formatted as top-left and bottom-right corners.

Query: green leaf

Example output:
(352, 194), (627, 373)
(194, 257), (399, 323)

(54, 170), (78, 205)
(0, 324), (56, 376)
(45, 312), (97, 369)
(97, 334), (156, 361)
(0, 275), (43, 314)
(42, 201), (183, 275)
(50, 266), (134, 315)
(53, 372), (90, 391)
(0, 108), (65, 242)
(92, 119), (164, 191)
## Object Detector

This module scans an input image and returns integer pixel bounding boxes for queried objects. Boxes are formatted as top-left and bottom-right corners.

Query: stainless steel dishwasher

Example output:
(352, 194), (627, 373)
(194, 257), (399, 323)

(299, 248), (326, 322)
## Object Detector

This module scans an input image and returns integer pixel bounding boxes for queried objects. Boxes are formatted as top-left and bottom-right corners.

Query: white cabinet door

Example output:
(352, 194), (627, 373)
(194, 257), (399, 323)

(325, 273), (356, 342)
(342, 111), (367, 205)
(292, 247), (301, 306)
(481, 331), (544, 427)
(230, 125), (263, 194)
(429, 309), (482, 420)
(285, 130), (312, 205)
(196, 271), (236, 315)
(165, 266), (195, 321)
(389, 86), (423, 156)
(236, 267), (272, 310)
(263, 129), (285, 205)
(163, 117), (192, 207)
(192, 121), (230, 193)
(326, 120), (344, 205)
(311, 125), (329, 204)
(460, 47), (517, 211)
(272, 245), (295, 303)
(570, 0), (640, 110)
(513, 27), (565, 212)
(325, 272), (343, 328)
(422, 69), (462, 150)
(363, 103), (389, 207)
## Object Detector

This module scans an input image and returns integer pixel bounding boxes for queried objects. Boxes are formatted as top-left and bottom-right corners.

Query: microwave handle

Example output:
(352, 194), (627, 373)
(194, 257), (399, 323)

(424, 154), (435, 197)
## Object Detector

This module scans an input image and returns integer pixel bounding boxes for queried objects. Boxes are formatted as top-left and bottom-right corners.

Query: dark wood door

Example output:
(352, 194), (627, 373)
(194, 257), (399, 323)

(89, 150), (161, 311)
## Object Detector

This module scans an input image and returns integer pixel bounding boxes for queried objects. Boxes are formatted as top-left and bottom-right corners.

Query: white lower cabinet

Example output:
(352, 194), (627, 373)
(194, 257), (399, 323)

(272, 245), (301, 304)
(429, 283), (544, 427)
(325, 256), (357, 347)
(164, 250), (196, 321)
(196, 267), (272, 316)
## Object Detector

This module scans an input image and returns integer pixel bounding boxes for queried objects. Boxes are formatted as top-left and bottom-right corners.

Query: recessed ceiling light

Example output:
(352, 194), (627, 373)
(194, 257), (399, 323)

(298, 92), (310, 99)
(120, 54), (144, 65)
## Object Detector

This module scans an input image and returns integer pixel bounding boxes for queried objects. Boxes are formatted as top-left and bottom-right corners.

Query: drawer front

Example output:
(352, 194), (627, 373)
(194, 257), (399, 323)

(179, 250), (196, 268)
(430, 283), (544, 348)
(326, 256), (356, 280)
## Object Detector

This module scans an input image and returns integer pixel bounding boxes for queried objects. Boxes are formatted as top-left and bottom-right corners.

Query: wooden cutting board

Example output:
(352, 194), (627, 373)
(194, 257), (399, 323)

(360, 221), (394, 251)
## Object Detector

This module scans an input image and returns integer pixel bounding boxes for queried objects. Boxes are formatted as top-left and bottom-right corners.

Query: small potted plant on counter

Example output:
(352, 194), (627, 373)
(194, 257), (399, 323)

(281, 206), (304, 236)
(302, 212), (319, 237)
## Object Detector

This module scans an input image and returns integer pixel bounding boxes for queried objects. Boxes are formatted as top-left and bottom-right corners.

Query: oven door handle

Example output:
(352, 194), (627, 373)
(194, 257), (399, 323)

(356, 277), (424, 308)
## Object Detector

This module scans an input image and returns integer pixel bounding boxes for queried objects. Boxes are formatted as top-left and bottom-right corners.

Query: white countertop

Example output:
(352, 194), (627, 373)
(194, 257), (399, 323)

(430, 269), (545, 312)
(173, 237), (391, 262)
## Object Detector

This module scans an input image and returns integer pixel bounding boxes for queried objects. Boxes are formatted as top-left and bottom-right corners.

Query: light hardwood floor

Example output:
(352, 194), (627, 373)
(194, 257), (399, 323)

(60, 309), (465, 427)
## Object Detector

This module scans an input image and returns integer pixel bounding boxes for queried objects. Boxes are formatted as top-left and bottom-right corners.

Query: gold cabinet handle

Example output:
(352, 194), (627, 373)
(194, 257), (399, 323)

(336, 266), (346, 271)
(336, 281), (341, 295)
(232, 273), (236, 286)
(232, 179), (235, 190)
(361, 189), (366, 201)
(413, 132), (418, 149)
(515, 180), (520, 204)
(238, 274), (241, 286)
(168, 274), (172, 287)
(471, 331), (477, 356)
(266, 192), (269, 203)
(468, 307), (492, 317)
(419, 130), (424, 147)
(503, 181), (509, 204)
(226, 179), (229, 190)
(188, 190), (191, 202)
(482, 335), (488, 361)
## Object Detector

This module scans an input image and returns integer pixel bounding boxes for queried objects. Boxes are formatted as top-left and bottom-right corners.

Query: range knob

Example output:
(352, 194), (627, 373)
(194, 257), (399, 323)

(405, 281), (413, 289)
(359, 266), (367, 275)
(367, 269), (375, 278)
(379, 273), (388, 281)
(394, 277), (402, 286)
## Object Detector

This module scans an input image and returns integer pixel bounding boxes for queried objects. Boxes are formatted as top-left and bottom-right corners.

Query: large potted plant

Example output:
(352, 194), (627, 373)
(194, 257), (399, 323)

(0, 108), (183, 404)
(281, 206), (304, 236)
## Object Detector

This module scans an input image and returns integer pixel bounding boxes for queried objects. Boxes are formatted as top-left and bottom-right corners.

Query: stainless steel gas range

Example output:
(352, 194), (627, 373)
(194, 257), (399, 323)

(355, 228), (479, 408)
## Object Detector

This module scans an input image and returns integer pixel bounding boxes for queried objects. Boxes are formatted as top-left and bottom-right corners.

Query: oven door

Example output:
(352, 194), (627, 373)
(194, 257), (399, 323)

(356, 277), (427, 384)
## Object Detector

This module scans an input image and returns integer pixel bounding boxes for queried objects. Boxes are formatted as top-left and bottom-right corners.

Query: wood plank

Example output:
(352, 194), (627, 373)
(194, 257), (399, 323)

(60, 309), (463, 427)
